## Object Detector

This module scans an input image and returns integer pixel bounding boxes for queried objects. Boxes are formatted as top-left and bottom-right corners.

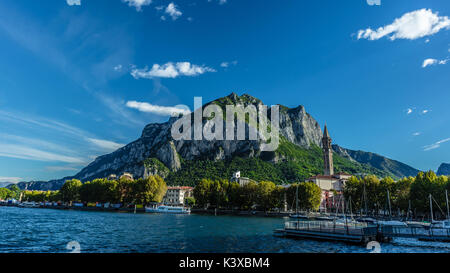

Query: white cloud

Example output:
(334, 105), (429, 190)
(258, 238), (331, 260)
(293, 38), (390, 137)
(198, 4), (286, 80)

(45, 166), (79, 172)
(126, 101), (190, 116)
(66, 0), (81, 6)
(413, 132), (421, 136)
(165, 3), (182, 20)
(123, 0), (152, 11)
(406, 108), (413, 115)
(357, 9), (450, 41)
(86, 138), (125, 151)
(131, 62), (215, 79)
(114, 64), (123, 71)
(422, 58), (448, 68)
(220, 60), (238, 68)
(0, 144), (85, 164)
(208, 0), (227, 4)
(0, 177), (22, 183)
(422, 58), (438, 68)
(422, 109), (430, 114)
(424, 138), (450, 151)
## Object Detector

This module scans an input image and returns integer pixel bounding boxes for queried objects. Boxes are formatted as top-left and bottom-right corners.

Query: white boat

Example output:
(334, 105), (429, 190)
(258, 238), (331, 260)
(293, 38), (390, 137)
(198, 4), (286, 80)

(376, 220), (408, 227)
(18, 201), (40, 208)
(430, 220), (450, 229)
(145, 205), (191, 214)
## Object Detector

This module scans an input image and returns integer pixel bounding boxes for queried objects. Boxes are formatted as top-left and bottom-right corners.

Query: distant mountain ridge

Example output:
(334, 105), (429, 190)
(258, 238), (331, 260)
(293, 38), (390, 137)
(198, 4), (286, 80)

(437, 163), (450, 176)
(0, 182), (13, 188)
(14, 93), (421, 190)
(332, 145), (420, 178)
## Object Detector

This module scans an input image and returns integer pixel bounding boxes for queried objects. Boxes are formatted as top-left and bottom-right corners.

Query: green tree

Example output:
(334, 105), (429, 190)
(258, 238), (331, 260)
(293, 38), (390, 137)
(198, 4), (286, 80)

(8, 185), (21, 200)
(193, 179), (212, 208)
(256, 181), (277, 211)
(185, 197), (196, 207)
(297, 182), (321, 211)
(60, 179), (82, 202)
(0, 188), (12, 200)
(134, 176), (167, 204)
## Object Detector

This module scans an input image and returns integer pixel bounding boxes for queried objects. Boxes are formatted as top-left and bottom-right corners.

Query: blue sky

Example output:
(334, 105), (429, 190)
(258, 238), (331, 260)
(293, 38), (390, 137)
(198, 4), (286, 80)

(0, 0), (449, 182)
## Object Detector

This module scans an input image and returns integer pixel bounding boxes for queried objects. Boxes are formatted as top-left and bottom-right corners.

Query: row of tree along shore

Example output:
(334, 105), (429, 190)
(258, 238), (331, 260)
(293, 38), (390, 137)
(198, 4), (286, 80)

(2, 171), (449, 218)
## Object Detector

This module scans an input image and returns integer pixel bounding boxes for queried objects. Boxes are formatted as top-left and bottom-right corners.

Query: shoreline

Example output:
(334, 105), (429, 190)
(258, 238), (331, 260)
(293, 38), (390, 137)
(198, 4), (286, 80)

(0, 203), (293, 217)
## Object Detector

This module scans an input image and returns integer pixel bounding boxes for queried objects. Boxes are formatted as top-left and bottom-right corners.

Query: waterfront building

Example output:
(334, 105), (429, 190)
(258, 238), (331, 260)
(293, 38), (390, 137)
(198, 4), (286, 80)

(307, 125), (351, 211)
(120, 172), (134, 181)
(163, 186), (194, 206)
(107, 174), (117, 181)
(230, 171), (251, 187)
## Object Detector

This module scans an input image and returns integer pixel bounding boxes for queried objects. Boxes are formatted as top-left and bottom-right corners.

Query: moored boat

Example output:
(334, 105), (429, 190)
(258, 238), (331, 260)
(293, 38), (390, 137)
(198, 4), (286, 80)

(145, 205), (191, 214)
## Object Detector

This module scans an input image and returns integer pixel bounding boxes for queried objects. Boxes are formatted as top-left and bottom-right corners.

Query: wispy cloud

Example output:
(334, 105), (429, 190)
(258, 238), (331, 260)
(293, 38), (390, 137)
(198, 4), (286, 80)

(412, 132), (421, 136)
(165, 3), (182, 20)
(424, 138), (450, 151)
(126, 101), (190, 116)
(0, 177), (22, 183)
(45, 166), (79, 172)
(0, 111), (128, 163)
(208, 0), (227, 4)
(66, 0), (81, 6)
(0, 144), (85, 164)
(406, 108), (414, 115)
(86, 138), (125, 151)
(131, 62), (215, 79)
(220, 60), (238, 68)
(357, 9), (450, 41)
(123, 0), (152, 11)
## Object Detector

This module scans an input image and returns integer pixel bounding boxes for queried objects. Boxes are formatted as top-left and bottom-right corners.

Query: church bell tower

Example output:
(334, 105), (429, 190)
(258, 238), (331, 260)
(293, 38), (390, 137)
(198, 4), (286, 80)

(322, 125), (334, 176)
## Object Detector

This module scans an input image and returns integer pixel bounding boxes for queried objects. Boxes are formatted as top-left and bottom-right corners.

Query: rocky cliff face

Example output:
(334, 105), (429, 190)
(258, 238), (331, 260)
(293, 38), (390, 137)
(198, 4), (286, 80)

(437, 163), (450, 176)
(73, 93), (323, 182)
(332, 144), (420, 178)
(15, 93), (421, 190)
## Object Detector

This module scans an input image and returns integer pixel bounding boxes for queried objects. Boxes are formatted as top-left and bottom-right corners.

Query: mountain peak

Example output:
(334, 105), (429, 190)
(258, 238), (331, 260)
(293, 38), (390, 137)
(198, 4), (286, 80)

(437, 163), (450, 176)
(211, 92), (263, 107)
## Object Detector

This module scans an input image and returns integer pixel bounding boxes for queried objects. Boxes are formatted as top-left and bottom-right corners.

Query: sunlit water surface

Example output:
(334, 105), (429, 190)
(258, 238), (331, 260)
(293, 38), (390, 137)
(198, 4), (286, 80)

(0, 207), (448, 253)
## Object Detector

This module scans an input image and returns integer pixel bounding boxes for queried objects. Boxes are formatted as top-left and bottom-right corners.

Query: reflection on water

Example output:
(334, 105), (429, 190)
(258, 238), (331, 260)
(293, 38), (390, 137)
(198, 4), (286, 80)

(0, 207), (449, 253)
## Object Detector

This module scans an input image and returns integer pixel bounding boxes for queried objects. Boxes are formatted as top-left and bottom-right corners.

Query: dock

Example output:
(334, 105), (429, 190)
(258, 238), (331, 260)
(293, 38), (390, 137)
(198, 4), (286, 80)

(275, 221), (378, 244)
(380, 225), (450, 242)
(275, 220), (450, 244)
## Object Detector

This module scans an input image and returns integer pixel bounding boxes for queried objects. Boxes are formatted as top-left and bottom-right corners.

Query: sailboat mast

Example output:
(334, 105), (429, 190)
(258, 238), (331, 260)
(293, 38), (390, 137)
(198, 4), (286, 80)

(446, 190), (449, 220)
(407, 200), (411, 221)
(429, 194), (434, 222)
(363, 181), (368, 216)
(387, 190), (392, 220)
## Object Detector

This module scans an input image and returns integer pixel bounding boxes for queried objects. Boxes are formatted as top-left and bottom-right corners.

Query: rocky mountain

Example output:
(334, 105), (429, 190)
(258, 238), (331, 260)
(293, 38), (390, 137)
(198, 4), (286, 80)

(332, 145), (420, 178)
(437, 163), (450, 176)
(15, 93), (421, 190)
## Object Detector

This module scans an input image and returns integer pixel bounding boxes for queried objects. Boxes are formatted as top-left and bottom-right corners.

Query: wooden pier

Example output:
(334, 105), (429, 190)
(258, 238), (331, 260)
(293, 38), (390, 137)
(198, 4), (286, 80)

(275, 220), (450, 244)
(274, 221), (378, 244)
(380, 225), (450, 242)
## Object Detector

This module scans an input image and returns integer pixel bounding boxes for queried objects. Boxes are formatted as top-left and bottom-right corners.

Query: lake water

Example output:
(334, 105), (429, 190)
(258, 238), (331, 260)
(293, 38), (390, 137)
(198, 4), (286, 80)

(0, 206), (449, 253)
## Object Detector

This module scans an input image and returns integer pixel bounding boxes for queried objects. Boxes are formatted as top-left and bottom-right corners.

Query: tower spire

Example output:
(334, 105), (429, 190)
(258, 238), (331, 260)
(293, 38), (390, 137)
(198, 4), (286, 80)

(322, 124), (334, 176)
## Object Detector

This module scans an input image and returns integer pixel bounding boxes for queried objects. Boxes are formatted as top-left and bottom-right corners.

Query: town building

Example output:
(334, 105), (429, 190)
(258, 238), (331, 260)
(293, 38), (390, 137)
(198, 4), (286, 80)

(107, 174), (117, 181)
(307, 125), (351, 211)
(230, 171), (251, 187)
(120, 172), (134, 181)
(163, 186), (194, 206)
